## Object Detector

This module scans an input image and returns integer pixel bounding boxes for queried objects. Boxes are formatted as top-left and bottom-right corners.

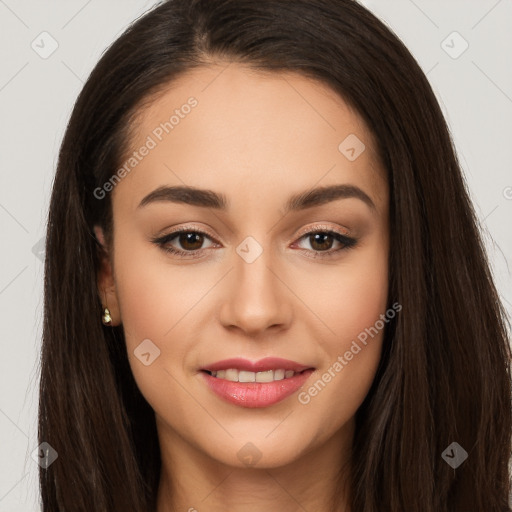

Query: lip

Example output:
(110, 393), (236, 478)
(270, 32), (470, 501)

(198, 357), (315, 408)
(200, 357), (312, 373)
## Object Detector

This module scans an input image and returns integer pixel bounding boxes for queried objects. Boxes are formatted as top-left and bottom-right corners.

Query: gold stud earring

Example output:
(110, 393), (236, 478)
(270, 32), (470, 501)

(102, 307), (112, 325)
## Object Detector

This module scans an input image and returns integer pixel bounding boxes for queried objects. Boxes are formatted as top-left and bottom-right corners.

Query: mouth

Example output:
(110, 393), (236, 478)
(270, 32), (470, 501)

(201, 368), (309, 382)
(199, 357), (315, 408)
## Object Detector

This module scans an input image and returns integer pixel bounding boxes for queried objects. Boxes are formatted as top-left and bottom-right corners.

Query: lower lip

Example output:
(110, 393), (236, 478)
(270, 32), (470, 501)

(200, 369), (315, 408)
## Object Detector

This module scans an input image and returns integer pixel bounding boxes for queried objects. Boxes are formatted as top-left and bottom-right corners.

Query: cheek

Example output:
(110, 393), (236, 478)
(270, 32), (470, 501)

(294, 241), (389, 419)
(112, 231), (203, 342)
(297, 333), (384, 437)
(298, 238), (389, 347)
(111, 232), (231, 412)
(111, 238), (192, 392)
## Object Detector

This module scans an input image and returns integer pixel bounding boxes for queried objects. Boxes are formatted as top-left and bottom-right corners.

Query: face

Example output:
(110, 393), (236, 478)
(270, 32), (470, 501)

(96, 63), (389, 470)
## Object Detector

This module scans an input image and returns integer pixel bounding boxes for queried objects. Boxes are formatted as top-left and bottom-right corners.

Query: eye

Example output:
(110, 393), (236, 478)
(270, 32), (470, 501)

(152, 225), (357, 259)
(152, 227), (218, 259)
(292, 226), (357, 259)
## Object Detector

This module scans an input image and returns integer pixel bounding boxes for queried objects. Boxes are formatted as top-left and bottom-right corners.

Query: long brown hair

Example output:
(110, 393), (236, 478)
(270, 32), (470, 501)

(39, 0), (512, 510)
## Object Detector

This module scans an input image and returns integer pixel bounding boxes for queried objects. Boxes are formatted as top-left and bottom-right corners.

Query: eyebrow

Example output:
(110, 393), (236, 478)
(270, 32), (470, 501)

(138, 183), (376, 213)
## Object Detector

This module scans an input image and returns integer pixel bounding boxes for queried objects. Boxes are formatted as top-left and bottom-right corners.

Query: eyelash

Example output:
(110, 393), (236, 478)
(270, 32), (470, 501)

(152, 225), (358, 260)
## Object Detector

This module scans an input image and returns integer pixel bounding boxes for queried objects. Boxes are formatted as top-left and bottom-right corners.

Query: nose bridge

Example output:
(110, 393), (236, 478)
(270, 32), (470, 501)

(219, 232), (291, 333)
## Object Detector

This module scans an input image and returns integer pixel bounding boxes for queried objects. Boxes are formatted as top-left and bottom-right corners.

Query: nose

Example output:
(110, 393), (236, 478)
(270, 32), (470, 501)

(218, 241), (293, 337)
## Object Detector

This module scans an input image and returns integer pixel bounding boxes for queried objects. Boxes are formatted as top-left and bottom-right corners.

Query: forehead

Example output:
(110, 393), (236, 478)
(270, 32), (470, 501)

(113, 63), (388, 215)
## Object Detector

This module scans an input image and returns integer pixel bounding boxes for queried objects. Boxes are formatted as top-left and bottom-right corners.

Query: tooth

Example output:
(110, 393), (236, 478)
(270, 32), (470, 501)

(273, 369), (285, 380)
(212, 368), (300, 382)
(238, 370), (256, 382)
(255, 370), (274, 382)
(224, 368), (239, 382)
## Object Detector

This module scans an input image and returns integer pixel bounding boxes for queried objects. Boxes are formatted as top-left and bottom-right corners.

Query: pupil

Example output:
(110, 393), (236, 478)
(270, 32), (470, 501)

(180, 232), (203, 250)
(311, 233), (332, 251)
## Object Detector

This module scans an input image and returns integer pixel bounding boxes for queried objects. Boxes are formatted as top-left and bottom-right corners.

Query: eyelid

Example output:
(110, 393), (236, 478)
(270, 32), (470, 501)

(160, 223), (220, 242)
(157, 222), (351, 244)
(295, 223), (351, 239)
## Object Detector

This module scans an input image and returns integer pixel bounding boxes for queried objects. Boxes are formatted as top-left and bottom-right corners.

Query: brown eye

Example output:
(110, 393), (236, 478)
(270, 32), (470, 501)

(152, 228), (218, 259)
(307, 232), (336, 252)
(293, 228), (357, 259)
(176, 232), (206, 251)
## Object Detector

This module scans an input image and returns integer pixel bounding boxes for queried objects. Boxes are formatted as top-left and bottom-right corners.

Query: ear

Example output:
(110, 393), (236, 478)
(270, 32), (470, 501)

(93, 225), (121, 326)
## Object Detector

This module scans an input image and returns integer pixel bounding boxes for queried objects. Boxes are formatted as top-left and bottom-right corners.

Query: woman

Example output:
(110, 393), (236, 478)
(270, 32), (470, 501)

(39, 0), (512, 510)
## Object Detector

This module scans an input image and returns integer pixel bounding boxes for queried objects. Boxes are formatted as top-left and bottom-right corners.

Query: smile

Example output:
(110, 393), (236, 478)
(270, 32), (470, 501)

(204, 368), (302, 382)
(199, 357), (315, 408)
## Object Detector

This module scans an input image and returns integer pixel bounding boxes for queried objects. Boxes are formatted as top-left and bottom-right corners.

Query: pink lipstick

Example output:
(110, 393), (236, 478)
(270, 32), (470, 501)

(199, 357), (315, 408)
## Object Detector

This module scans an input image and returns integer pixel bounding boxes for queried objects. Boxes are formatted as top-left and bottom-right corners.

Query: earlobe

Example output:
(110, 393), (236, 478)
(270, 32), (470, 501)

(93, 225), (121, 326)
(94, 224), (107, 248)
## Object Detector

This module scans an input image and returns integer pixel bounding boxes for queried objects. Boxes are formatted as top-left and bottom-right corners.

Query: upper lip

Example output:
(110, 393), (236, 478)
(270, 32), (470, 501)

(201, 357), (314, 373)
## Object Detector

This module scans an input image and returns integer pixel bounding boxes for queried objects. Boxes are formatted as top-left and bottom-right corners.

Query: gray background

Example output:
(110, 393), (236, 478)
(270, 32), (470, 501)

(0, 0), (511, 509)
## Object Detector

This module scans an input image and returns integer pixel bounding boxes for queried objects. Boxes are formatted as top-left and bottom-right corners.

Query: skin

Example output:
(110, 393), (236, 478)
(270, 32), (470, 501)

(95, 63), (389, 512)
